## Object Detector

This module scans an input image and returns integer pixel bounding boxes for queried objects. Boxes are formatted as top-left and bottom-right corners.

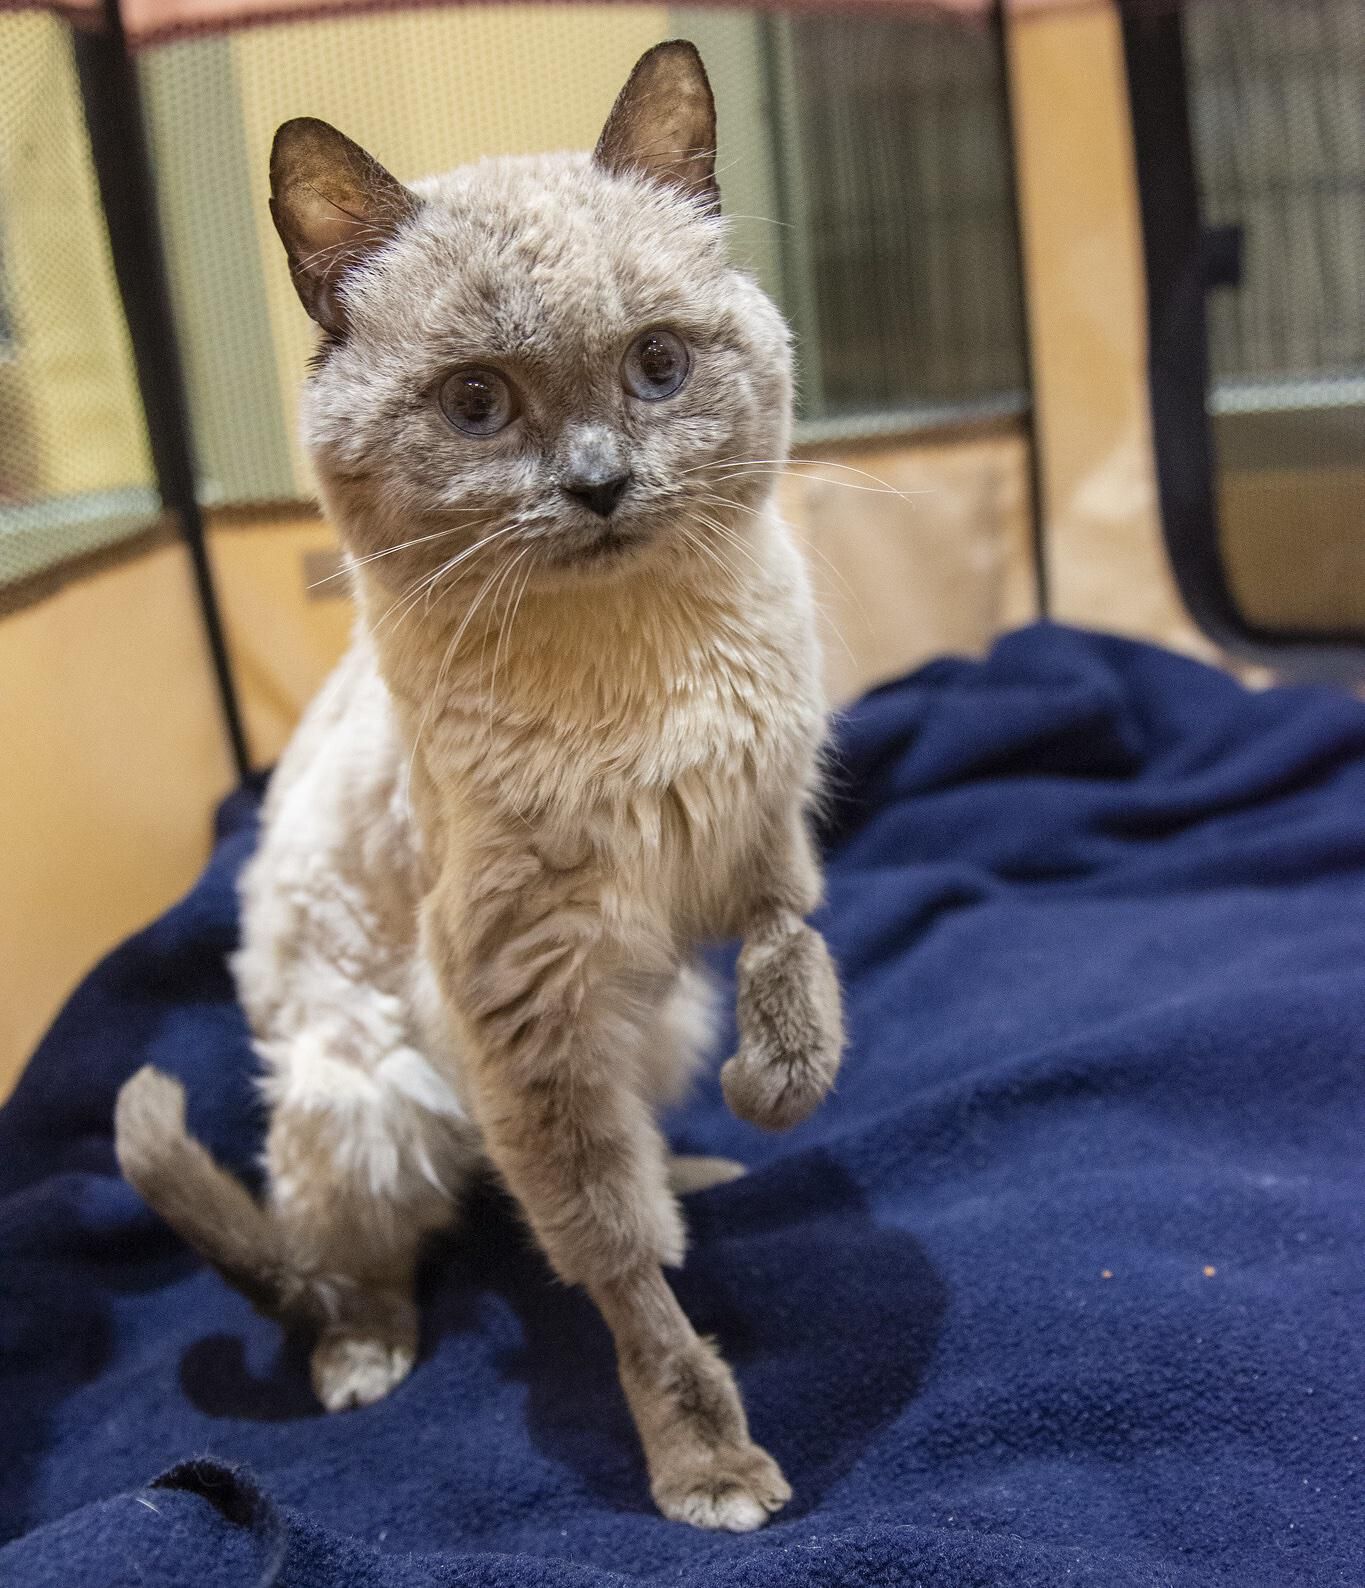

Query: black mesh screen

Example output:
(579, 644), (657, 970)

(126, 6), (1025, 498)
(777, 14), (1025, 428)
(0, 9), (160, 598)
(1190, 1), (1364, 389)
(1, 1), (1028, 628)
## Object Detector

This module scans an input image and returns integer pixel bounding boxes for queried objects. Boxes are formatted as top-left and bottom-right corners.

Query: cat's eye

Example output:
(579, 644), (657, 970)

(622, 329), (690, 402)
(438, 367), (519, 436)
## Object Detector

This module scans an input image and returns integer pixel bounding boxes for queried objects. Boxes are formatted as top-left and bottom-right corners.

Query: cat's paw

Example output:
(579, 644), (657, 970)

(311, 1331), (415, 1412)
(652, 1441), (791, 1532)
(667, 1154), (746, 1195)
(722, 922), (844, 1131)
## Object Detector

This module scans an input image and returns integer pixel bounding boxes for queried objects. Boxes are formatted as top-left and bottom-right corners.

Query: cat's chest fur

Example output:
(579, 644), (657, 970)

(371, 527), (823, 937)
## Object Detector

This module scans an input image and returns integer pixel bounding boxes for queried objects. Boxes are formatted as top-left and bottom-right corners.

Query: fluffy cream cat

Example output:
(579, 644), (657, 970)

(115, 42), (843, 1532)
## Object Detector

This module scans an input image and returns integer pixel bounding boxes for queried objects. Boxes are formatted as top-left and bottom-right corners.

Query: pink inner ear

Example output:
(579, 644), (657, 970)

(270, 118), (417, 333)
(292, 186), (380, 261)
(594, 42), (719, 215)
(280, 187), (387, 335)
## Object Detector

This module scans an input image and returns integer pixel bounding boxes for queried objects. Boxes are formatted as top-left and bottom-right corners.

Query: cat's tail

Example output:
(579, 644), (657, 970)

(114, 1065), (303, 1321)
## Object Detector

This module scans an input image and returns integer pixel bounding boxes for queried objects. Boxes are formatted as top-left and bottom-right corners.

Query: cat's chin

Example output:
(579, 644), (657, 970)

(574, 532), (647, 566)
(548, 526), (658, 576)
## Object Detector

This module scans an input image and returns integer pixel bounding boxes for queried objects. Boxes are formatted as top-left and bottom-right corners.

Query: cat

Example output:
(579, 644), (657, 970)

(114, 40), (844, 1532)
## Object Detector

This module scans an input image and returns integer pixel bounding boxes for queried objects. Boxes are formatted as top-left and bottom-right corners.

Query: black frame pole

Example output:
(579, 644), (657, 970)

(1120, 9), (1236, 652)
(1120, 4), (1365, 681)
(72, 0), (253, 779)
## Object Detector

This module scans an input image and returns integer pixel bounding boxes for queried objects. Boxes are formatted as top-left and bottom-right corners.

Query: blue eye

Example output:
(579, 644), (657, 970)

(622, 329), (690, 401)
(438, 367), (519, 435)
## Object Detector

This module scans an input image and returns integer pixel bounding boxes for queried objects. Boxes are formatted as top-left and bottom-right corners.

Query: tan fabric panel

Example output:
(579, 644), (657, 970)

(0, 542), (235, 1097)
(205, 431), (1035, 770)
(209, 514), (355, 765)
(1006, 1), (1211, 661)
(1220, 463), (1365, 636)
(783, 432), (1035, 701)
(0, 422), (1033, 1099)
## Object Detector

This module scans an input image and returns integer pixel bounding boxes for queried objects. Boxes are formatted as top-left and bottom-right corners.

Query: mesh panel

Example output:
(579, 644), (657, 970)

(780, 14), (1024, 423)
(0, 3), (1025, 579)
(131, 5), (1023, 505)
(0, 9), (159, 591)
(139, 6), (674, 503)
(1187, 0), (1365, 639)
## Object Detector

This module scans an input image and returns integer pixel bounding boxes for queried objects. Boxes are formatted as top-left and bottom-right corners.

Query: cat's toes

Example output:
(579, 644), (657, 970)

(667, 1154), (746, 1195)
(653, 1443), (791, 1532)
(720, 1046), (833, 1132)
(724, 922), (844, 1132)
(311, 1331), (414, 1411)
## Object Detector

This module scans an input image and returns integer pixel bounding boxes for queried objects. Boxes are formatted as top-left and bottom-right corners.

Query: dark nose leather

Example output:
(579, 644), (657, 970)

(562, 473), (631, 518)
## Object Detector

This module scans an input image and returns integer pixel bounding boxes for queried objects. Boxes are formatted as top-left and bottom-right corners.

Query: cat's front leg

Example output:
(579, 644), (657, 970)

(425, 864), (789, 1531)
(595, 1263), (789, 1531)
(721, 815), (845, 1131)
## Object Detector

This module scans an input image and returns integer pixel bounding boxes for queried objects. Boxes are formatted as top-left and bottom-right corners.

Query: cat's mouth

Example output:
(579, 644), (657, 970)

(565, 525), (649, 567)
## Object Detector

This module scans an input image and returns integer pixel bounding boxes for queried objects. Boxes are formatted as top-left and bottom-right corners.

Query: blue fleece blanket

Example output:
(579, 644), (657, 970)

(3, 624), (1364, 1588)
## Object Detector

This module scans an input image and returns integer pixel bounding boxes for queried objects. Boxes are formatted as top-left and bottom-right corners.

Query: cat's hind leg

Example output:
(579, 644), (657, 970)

(115, 1039), (474, 1410)
(261, 1034), (478, 1411)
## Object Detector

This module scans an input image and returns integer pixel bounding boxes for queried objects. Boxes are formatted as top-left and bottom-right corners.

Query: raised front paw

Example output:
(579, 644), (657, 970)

(721, 921), (844, 1131)
(652, 1440), (792, 1532)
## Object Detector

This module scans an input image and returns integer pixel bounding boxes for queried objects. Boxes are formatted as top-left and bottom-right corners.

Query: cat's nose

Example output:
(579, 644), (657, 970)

(562, 472), (632, 519)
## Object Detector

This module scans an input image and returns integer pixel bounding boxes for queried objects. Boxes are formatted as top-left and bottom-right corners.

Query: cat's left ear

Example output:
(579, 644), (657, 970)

(594, 41), (719, 216)
(269, 117), (419, 336)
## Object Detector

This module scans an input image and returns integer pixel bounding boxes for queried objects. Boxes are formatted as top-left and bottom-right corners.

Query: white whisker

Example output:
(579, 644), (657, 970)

(402, 524), (518, 625)
(687, 508), (767, 579)
(677, 518), (733, 580)
(404, 555), (510, 793)
(308, 522), (468, 589)
(486, 548), (535, 738)
(371, 522), (516, 639)
(720, 213), (794, 230)
(689, 493), (863, 667)
(681, 454), (936, 503)
(695, 489), (871, 625)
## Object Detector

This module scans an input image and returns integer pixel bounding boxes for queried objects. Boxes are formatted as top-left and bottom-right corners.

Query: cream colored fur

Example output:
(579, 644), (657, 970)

(115, 42), (843, 1532)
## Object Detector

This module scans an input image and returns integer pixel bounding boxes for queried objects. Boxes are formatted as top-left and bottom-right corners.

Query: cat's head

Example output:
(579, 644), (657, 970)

(270, 42), (793, 591)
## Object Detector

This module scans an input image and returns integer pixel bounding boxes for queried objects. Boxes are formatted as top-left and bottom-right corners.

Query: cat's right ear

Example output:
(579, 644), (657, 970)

(269, 118), (418, 336)
(594, 41), (719, 215)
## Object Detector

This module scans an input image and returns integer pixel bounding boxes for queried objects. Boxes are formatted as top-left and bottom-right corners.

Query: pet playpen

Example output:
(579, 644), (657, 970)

(3, 4), (1365, 1581)
(1, 0), (1361, 1079)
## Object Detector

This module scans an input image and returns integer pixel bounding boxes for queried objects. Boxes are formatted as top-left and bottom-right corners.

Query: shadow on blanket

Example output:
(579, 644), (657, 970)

(2, 624), (1364, 1587)
(174, 1156), (946, 1522)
